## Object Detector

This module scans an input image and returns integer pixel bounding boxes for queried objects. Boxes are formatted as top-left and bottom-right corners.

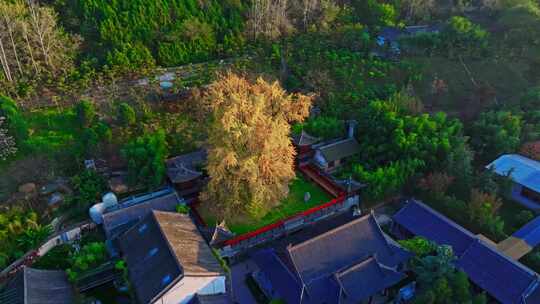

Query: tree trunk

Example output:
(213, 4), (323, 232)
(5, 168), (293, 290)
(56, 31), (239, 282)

(26, 0), (53, 70)
(0, 37), (13, 82)
(21, 22), (39, 75)
(3, 13), (23, 77)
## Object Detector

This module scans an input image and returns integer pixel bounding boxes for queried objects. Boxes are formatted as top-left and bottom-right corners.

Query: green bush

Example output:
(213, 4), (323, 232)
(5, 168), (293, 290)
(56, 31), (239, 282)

(69, 170), (107, 208)
(33, 244), (73, 270)
(122, 129), (168, 189)
(297, 116), (344, 140)
(398, 237), (436, 258)
(0, 207), (51, 269)
(0, 95), (28, 145)
(176, 204), (190, 214)
(471, 111), (522, 162)
(66, 0), (245, 68)
(515, 210), (535, 227)
(66, 242), (108, 282)
(75, 100), (96, 128)
(117, 103), (136, 126)
(441, 16), (489, 57)
(106, 43), (156, 73)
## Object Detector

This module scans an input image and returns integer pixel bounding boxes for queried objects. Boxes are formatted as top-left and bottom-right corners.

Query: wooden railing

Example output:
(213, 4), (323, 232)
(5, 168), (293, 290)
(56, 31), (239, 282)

(298, 163), (345, 197)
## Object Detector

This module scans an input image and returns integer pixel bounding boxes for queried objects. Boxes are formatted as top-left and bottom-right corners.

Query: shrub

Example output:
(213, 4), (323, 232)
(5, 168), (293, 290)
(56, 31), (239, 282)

(398, 237), (436, 258)
(117, 103), (136, 126)
(176, 204), (190, 214)
(75, 100), (96, 128)
(69, 170), (107, 207)
(419, 172), (455, 197)
(0, 95), (28, 144)
(66, 242), (108, 282)
(299, 116), (344, 139)
(0, 207), (50, 269)
(0, 116), (17, 160)
(122, 130), (168, 188)
(515, 210), (535, 227)
(471, 111), (522, 161)
(520, 141), (540, 160)
(33, 244), (73, 270)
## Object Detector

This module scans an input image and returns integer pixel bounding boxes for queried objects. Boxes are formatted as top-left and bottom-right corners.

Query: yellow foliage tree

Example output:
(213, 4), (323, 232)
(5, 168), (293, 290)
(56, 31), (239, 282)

(200, 73), (312, 219)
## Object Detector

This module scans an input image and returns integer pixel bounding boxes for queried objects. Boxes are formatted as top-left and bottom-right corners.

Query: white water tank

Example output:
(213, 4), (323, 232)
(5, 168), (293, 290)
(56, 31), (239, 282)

(102, 192), (118, 209)
(89, 203), (106, 224)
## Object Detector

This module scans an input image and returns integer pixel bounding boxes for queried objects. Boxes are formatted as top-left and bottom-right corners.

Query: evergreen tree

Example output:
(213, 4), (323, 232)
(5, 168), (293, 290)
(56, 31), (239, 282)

(122, 129), (168, 189)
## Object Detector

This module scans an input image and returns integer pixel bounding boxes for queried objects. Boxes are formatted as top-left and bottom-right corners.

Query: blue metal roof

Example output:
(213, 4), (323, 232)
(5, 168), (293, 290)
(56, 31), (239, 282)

(252, 213), (410, 304)
(251, 249), (302, 304)
(513, 216), (540, 247)
(394, 200), (540, 304)
(287, 213), (409, 283)
(458, 239), (540, 304)
(393, 200), (476, 256)
(488, 154), (540, 193)
(336, 256), (406, 302)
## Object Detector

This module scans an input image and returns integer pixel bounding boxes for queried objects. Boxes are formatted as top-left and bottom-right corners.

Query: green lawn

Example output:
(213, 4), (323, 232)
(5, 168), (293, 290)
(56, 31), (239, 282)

(200, 175), (332, 235)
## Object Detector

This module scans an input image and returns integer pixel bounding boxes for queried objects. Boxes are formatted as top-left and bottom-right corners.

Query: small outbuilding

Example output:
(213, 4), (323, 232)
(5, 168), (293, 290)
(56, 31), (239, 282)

(166, 150), (208, 196)
(313, 138), (361, 173)
(313, 121), (360, 173)
(487, 154), (540, 210)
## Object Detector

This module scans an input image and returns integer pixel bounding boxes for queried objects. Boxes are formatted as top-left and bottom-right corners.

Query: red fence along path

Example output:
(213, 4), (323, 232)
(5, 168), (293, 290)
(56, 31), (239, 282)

(215, 163), (356, 255)
(222, 194), (346, 247)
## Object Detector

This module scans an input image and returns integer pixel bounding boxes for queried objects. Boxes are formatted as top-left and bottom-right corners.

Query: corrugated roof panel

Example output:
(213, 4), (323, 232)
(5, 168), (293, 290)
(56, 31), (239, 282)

(488, 154), (540, 193)
(512, 216), (540, 247)
(457, 240), (539, 304)
(251, 249), (302, 304)
(393, 200), (476, 256)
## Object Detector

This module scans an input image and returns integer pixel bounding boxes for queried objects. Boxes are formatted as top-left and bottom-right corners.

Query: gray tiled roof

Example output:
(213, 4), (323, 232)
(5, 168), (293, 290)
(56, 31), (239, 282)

(336, 256), (406, 302)
(252, 212), (410, 304)
(166, 150), (207, 183)
(393, 200), (476, 256)
(102, 192), (180, 238)
(317, 138), (360, 163)
(287, 213), (407, 285)
(119, 211), (222, 304)
(119, 212), (182, 304)
(293, 130), (320, 146)
(153, 211), (223, 276)
(0, 267), (74, 304)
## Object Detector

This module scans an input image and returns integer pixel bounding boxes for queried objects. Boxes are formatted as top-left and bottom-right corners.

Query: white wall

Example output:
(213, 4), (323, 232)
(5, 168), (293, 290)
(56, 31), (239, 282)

(153, 275), (226, 304)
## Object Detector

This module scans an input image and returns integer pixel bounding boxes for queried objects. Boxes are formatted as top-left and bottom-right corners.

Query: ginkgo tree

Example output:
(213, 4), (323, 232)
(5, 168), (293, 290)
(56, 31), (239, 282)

(201, 72), (312, 219)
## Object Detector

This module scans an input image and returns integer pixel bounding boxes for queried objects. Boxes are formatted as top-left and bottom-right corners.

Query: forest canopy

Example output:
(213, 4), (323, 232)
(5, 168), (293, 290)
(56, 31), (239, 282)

(62, 0), (246, 67)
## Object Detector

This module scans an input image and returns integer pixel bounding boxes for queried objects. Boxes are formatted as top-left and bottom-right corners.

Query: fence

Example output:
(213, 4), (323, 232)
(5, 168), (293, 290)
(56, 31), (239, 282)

(219, 194), (359, 257)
